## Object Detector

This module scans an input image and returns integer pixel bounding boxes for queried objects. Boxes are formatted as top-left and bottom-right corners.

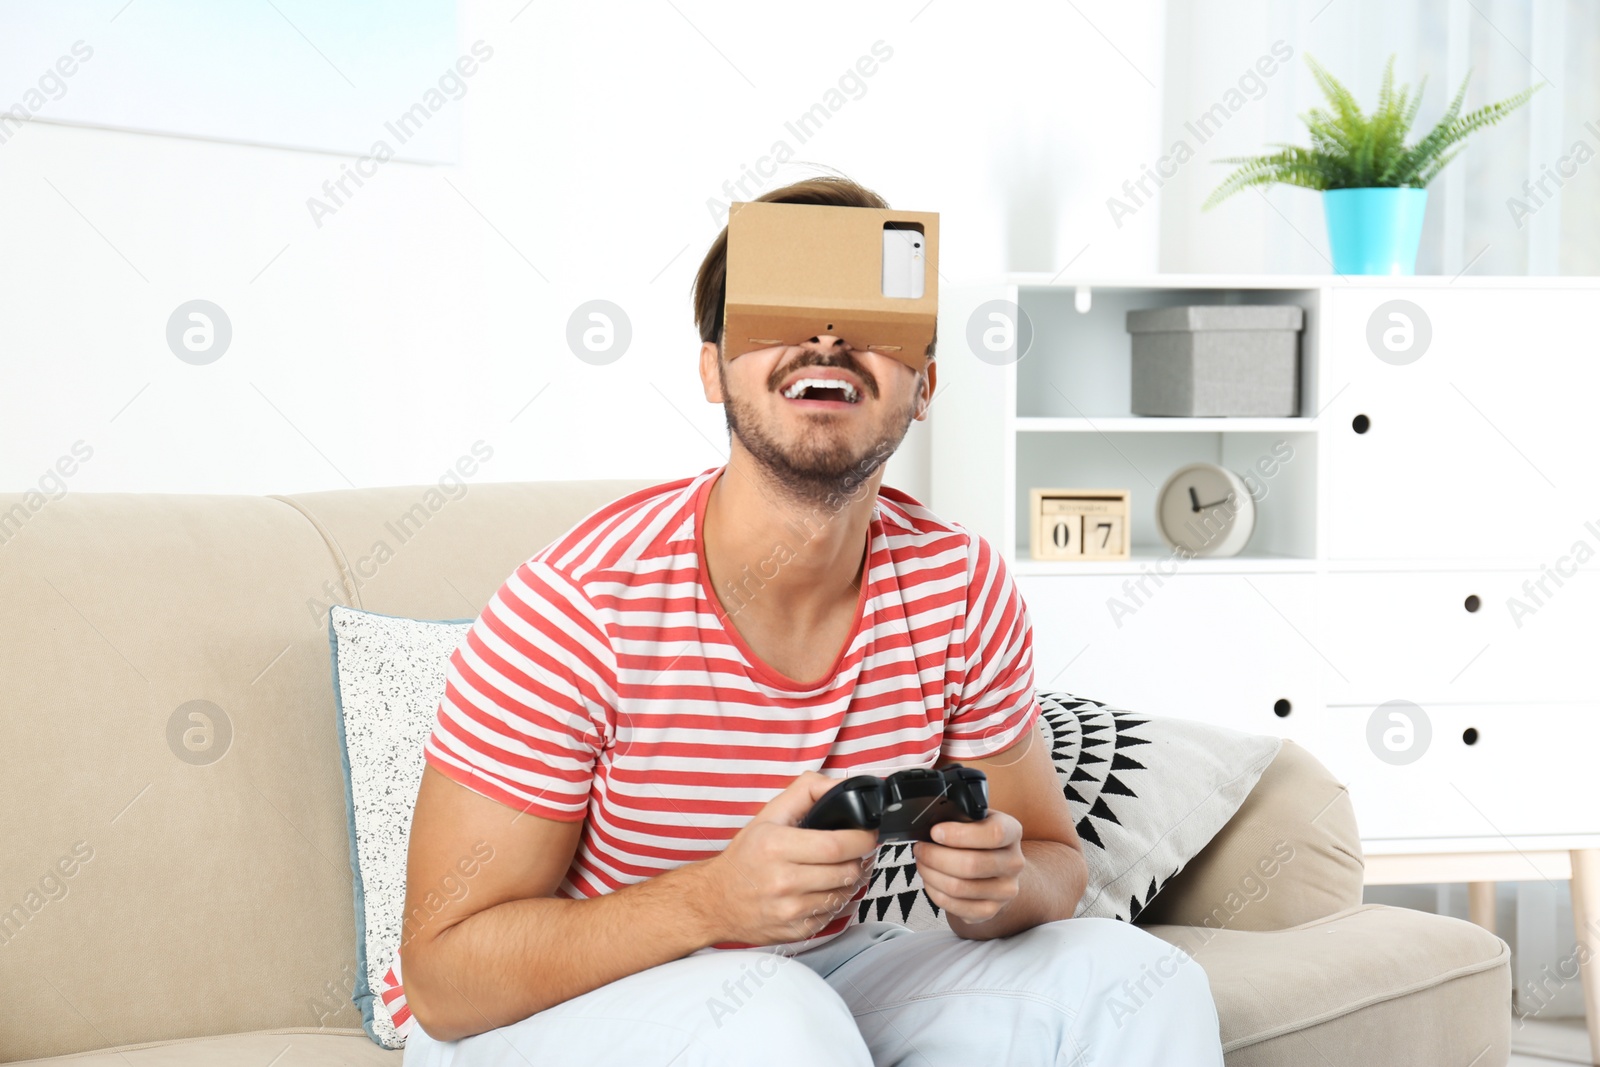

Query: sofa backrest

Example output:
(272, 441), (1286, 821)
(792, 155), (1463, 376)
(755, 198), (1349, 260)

(0, 479), (656, 1060)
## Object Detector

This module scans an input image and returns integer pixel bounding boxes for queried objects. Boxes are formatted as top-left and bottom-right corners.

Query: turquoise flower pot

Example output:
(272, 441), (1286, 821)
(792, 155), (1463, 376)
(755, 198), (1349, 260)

(1322, 187), (1428, 275)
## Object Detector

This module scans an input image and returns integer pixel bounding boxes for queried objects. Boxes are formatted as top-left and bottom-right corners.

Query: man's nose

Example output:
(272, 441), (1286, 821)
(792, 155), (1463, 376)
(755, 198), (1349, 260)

(803, 334), (853, 351)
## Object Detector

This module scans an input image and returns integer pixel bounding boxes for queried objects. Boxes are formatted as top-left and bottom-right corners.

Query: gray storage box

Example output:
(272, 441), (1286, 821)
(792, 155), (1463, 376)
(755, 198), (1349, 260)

(1126, 304), (1304, 417)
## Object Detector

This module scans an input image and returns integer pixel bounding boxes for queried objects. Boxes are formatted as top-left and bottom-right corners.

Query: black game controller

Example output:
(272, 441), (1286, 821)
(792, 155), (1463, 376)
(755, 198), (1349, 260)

(799, 765), (989, 843)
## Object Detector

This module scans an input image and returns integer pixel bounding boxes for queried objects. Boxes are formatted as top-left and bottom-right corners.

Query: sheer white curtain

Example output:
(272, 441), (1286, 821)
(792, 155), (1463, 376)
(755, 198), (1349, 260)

(1157, 0), (1600, 274)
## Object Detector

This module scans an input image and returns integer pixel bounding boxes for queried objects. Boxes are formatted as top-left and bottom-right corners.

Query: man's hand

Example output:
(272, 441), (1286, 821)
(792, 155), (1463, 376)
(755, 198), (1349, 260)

(696, 771), (881, 947)
(911, 809), (1026, 926)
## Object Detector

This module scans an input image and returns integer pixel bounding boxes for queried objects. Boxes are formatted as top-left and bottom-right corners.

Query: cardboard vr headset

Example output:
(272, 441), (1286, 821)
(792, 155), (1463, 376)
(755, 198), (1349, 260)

(721, 200), (939, 373)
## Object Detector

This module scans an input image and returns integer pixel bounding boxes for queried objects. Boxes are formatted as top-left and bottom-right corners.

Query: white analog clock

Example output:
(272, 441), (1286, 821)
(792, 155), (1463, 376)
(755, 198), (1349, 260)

(1155, 462), (1256, 558)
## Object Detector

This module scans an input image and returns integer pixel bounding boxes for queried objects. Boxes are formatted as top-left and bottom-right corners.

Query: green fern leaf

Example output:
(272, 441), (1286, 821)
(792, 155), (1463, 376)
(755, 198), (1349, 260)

(1203, 53), (1538, 208)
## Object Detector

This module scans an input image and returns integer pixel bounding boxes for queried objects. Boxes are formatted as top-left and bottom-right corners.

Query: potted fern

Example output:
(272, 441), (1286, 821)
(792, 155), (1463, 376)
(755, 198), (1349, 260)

(1204, 56), (1540, 275)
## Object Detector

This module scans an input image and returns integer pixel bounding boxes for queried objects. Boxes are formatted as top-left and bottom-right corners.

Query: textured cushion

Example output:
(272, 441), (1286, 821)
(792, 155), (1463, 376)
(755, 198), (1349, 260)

(6, 1029), (402, 1066)
(1143, 904), (1511, 1065)
(858, 692), (1282, 929)
(328, 607), (471, 1049)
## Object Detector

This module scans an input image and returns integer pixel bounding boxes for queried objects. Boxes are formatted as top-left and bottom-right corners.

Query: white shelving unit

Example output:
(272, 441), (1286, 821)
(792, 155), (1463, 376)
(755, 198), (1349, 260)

(1009, 548), (1312, 578)
(930, 274), (1600, 1052)
(932, 270), (1600, 736)
(1015, 416), (1314, 433)
(930, 273), (1600, 702)
(934, 276), (1329, 577)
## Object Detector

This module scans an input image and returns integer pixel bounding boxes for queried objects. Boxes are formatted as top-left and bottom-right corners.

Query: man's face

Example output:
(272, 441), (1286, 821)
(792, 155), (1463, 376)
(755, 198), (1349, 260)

(699, 334), (934, 503)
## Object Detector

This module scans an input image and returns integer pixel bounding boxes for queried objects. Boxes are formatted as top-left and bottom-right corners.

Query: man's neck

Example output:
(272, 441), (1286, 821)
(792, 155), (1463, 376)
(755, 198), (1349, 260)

(701, 454), (880, 627)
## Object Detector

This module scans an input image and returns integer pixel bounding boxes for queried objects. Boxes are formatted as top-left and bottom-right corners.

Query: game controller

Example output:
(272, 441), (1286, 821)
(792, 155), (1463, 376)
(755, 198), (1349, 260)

(799, 764), (988, 843)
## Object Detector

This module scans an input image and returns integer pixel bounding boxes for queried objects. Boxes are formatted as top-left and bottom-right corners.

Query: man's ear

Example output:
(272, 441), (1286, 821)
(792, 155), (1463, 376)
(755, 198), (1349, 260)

(699, 340), (725, 403)
(913, 358), (936, 421)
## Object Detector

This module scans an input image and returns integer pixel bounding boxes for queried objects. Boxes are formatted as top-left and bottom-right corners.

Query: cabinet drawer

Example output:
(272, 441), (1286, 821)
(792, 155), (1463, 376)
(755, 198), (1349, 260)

(1281, 702), (1600, 840)
(1322, 288), (1600, 560)
(1018, 573), (1320, 733)
(1319, 570), (1600, 705)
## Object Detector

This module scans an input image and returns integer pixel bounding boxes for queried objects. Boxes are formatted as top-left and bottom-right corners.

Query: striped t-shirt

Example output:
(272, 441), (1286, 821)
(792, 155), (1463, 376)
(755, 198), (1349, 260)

(380, 464), (1040, 1035)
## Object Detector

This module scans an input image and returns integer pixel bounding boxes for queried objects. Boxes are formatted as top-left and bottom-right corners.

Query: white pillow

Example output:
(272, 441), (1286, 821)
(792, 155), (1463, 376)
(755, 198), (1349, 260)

(858, 692), (1283, 930)
(327, 606), (470, 1050)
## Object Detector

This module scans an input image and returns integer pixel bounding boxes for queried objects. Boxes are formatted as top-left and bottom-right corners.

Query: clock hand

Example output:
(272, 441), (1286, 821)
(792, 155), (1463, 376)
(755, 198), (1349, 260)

(1196, 495), (1233, 510)
(1188, 486), (1201, 513)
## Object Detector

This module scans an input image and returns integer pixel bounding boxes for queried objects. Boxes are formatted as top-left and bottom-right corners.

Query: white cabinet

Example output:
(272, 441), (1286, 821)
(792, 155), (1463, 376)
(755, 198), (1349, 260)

(1319, 570), (1600, 706)
(1321, 287), (1600, 562)
(1018, 572), (1320, 734)
(932, 275), (1600, 850)
(1280, 702), (1600, 840)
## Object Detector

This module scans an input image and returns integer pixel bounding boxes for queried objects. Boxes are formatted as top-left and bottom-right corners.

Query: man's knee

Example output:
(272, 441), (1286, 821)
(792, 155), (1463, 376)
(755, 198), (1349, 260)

(1004, 919), (1211, 1008)
(692, 951), (871, 1062)
(415, 949), (872, 1067)
(1038, 918), (1216, 1029)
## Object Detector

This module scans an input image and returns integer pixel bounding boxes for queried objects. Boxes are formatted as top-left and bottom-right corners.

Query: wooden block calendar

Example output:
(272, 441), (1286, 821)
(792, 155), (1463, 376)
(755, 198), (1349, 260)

(1029, 489), (1131, 561)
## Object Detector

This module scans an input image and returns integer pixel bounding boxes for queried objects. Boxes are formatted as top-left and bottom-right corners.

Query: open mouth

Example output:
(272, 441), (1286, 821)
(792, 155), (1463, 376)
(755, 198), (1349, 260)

(780, 376), (862, 408)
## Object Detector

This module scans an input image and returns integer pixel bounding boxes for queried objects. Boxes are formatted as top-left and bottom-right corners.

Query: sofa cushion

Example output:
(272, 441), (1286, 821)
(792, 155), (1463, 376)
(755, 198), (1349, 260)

(6, 1029), (401, 1066)
(858, 693), (1282, 929)
(1142, 904), (1511, 1065)
(1136, 738), (1365, 932)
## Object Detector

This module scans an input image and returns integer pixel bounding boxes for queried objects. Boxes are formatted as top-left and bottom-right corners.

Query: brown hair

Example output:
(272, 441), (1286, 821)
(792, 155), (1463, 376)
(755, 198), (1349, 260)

(692, 174), (935, 361)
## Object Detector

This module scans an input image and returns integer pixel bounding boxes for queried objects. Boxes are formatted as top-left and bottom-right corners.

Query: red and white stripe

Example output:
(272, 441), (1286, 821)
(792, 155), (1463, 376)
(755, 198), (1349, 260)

(379, 955), (413, 1038)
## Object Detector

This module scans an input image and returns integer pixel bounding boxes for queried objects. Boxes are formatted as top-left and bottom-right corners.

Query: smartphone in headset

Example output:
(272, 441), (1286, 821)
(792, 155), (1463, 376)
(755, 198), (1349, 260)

(881, 225), (926, 300)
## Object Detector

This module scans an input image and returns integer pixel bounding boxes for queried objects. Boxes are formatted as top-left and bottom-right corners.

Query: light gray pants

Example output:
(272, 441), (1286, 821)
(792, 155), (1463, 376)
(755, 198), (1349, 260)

(401, 916), (1224, 1066)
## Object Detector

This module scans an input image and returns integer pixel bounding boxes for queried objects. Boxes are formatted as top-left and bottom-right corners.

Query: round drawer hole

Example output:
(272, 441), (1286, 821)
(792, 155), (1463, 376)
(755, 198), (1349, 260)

(1352, 414), (1371, 434)
(1273, 698), (1292, 718)
(1462, 727), (1480, 746)
(1464, 594), (1481, 613)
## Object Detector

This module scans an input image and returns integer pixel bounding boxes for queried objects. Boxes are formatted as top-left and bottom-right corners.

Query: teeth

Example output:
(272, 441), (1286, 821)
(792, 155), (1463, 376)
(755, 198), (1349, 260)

(782, 377), (859, 403)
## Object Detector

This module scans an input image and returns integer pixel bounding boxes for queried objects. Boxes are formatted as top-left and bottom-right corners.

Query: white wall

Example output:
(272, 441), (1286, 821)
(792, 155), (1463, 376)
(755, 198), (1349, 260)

(0, 0), (1168, 505)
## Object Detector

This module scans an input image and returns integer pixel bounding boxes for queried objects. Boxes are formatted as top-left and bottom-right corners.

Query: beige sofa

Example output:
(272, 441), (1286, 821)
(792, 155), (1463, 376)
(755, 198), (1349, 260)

(1, 480), (1512, 1065)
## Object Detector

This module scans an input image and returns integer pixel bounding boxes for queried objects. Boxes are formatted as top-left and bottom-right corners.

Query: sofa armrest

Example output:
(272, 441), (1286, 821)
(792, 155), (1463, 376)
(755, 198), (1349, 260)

(1134, 739), (1365, 932)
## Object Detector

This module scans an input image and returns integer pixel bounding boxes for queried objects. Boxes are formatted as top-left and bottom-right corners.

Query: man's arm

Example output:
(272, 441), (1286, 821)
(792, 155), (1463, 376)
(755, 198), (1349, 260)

(927, 723), (1088, 939)
(401, 560), (731, 1038)
(919, 532), (1086, 938)
(398, 765), (723, 1041)
(400, 764), (881, 1041)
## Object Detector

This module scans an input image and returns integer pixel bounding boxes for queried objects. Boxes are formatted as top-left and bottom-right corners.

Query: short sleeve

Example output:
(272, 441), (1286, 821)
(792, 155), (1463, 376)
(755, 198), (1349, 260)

(942, 534), (1040, 761)
(423, 559), (617, 821)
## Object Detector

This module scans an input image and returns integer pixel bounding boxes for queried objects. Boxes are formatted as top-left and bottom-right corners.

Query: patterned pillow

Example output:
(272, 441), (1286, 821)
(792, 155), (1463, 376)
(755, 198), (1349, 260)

(327, 606), (471, 1050)
(857, 692), (1282, 930)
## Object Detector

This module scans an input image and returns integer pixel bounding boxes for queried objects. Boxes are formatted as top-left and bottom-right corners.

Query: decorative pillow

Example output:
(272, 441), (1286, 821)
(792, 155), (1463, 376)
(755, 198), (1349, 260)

(857, 691), (1283, 930)
(327, 606), (471, 1050)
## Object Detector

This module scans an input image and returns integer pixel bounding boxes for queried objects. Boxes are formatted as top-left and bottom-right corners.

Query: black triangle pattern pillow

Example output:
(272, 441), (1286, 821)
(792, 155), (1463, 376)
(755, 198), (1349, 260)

(855, 691), (1281, 931)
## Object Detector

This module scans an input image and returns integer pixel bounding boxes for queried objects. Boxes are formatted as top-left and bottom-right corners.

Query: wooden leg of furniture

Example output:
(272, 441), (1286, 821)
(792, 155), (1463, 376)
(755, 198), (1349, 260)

(1569, 849), (1600, 1066)
(1468, 881), (1497, 935)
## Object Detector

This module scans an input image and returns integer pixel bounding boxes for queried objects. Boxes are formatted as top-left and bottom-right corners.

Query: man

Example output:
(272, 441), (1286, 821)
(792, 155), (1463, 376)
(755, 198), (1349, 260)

(394, 174), (1224, 1065)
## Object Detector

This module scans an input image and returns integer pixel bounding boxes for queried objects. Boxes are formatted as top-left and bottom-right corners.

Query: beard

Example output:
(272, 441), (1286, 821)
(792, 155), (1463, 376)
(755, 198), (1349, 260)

(718, 358), (918, 507)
